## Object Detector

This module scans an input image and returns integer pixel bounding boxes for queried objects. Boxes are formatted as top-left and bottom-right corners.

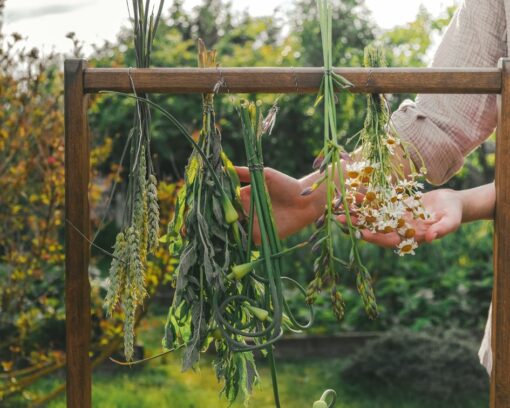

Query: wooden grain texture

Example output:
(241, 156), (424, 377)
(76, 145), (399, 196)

(492, 58), (510, 408)
(64, 59), (92, 408)
(83, 67), (501, 94)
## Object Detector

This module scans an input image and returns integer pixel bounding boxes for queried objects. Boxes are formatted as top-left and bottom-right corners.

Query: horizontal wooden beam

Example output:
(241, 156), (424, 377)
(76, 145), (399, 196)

(83, 67), (502, 94)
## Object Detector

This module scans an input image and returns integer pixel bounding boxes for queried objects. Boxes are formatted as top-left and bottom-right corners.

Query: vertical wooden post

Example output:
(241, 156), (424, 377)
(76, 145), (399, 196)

(64, 59), (92, 408)
(492, 57), (510, 408)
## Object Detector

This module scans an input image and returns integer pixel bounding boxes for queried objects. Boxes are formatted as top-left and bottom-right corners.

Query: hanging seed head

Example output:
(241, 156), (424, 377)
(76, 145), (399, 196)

(333, 196), (343, 211)
(301, 186), (314, 196)
(308, 229), (322, 244)
(313, 401), (328, 408)
(311, 239), (324, 254)
(313, 257), (322, 274)
(104, 231), (127, 316)
(306, 275), (322, 304)
(354, 264), (378, 319)
(135, 148), (149, 262)
(147, 174), (160, 252)
(364, 44), (387, 69)
(321, 253), (330, 268)
(262, 105), (278, 135)
(301, 182), (320, 197)
(331, 287), (345, 320)
(315, 213), (325, 228)
(127, 226), (147, 304)
(122, 286), (136, 361)
(319, 156), (330, 174)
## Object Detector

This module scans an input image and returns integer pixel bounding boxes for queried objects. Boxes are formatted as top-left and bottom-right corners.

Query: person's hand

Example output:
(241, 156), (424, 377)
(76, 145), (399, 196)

(236, 167), (322, 244)
(359, 189), (463, 248)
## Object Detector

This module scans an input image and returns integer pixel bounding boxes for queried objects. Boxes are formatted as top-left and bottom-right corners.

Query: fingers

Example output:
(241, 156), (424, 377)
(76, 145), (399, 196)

(361, 230), (401, 248)
(424, 213), (460, 242)
(234, 166), (251, 183)
(336, 211), (440, 248)
(336, 214), (400, 248)
(239, 185), (251, 209)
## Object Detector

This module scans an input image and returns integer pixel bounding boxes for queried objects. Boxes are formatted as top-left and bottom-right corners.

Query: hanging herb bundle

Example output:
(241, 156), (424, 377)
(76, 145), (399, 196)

(157, 88), (314, 405)
(344, 45), (429, 257)
(306, 0), (428, 322)
(234, 100), (315, 408)
(104, 0), (164, 361)
(162, 41), (262, 405)
(305, 0), (378, 320)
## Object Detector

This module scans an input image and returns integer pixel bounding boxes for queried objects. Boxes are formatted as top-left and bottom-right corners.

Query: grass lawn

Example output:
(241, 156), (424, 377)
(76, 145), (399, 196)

(30, 316), (488, 408)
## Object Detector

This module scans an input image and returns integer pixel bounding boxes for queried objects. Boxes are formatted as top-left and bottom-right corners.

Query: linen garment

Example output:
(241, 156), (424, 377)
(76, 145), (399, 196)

(390, 0), (509, 375)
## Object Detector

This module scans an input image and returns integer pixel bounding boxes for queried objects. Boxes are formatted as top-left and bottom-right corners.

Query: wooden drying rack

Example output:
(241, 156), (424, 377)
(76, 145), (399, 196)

(64, 58), (510, 407)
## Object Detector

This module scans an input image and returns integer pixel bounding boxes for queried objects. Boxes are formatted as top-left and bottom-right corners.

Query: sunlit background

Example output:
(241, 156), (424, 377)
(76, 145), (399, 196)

(4, 0), (457, 55)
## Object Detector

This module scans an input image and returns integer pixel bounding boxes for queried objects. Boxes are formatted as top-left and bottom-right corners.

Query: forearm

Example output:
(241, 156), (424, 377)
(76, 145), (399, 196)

(457, 182), (495, 223)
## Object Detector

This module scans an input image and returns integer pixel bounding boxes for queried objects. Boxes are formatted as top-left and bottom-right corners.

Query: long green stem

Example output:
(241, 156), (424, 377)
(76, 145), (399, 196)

(268, 347), (281, 408)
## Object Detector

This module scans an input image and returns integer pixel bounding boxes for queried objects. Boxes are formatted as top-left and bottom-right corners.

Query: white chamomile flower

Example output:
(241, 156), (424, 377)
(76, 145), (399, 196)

(381, 201), (406, 219)
(406, 197), (422, 210)
(346, 177), (362, 189)
(346, 161), (369, 179)
(414, 208), (432, 220)
(383, 135), (400, 154)
(398, 225), (416, 239)
(377, 218), (398, 234)
(396, 238), (418, 256)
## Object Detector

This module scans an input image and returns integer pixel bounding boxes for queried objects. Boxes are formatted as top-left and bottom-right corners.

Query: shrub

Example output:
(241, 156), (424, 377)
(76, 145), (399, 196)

(341, 328), (488, 402)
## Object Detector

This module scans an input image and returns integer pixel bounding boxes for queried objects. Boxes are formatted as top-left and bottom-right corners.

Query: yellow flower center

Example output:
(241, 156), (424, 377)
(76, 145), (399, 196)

(365, 191), (376, 202)
(401, 244), (413, 253)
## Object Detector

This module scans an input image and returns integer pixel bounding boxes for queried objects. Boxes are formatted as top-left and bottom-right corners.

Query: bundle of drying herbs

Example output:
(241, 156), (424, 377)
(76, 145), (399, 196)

(104, 0), (164, 361)
(305, 0), (428, 323)
(162, 41), (263, 404)
(304, 0), (378, 321)
(161, 83), (314, 404)
(344, 45), (429, 256)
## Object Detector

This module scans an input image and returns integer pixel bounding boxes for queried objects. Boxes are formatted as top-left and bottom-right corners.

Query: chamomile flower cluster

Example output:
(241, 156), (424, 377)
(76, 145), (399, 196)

(342, 158), (430, 256)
